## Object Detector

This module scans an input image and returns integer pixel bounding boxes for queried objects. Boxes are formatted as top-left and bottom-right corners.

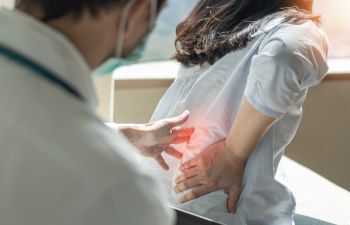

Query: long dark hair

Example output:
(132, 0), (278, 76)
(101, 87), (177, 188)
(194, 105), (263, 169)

(174, 0), (320, 66)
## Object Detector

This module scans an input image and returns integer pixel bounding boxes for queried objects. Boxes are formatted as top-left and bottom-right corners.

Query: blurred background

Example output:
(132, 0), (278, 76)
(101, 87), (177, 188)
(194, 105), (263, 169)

(1, 0), (348, 60)
(144, 0), (350, 61)
(0, 0), (349, 223)
(124, 0), (350, 63)
(314, 0), (350, 58)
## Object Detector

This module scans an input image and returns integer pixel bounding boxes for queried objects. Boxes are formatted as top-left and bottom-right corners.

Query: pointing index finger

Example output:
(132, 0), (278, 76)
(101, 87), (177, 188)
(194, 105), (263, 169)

(165, 111), (190, 128)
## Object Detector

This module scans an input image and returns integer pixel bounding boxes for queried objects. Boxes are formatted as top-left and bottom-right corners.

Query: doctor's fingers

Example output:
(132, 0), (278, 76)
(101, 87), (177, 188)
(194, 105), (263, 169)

(171, 126), (195, 137)
(179, 185), (213, 203)
(164, 146), (183, 159)
(155, 155), (170, 171)
(167, 127), (194, 144)
(227, 185), (241, 213)
(172, 136), (191, 144)
(164, 110), (190, 128)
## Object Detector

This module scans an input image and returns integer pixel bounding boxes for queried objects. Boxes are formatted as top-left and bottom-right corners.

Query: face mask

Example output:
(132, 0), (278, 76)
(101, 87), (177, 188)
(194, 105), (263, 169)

(94, 0), (158, 76)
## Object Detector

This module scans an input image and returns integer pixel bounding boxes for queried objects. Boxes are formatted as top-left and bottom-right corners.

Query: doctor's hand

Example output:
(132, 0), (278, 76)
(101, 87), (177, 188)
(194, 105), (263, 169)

(123, 111), (194, 170)
(174, 140), (246, 213)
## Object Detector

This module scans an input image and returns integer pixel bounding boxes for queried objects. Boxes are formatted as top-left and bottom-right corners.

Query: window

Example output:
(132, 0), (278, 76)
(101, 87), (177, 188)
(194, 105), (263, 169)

(0, 0), (13, 8)
(2, 0), (348, 60)
(314, 0), (350, 58)
(142, 0), (350, 61)
(140, 0), (197, 62)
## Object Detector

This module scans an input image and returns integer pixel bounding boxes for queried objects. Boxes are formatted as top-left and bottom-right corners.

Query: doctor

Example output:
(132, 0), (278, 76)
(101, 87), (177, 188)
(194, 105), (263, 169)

(0, 0), (193, 225)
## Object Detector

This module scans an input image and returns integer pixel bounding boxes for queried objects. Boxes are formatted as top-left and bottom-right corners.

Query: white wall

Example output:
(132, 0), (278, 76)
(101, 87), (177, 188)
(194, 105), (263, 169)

(286, 78), (350, 191)
(0, 0), (14, 8)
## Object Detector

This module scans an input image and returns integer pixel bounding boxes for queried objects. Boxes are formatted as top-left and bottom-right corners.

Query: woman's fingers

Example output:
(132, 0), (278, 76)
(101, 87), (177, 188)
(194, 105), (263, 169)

(175, 168), (197, 184)
(164, 146), (183, 159)
(180, 157), (198, 171)
(155, 155), (169, 171)
(227, 185), (241, 213)
(174, 176), (200, 193)
(179, 185), (212, 203)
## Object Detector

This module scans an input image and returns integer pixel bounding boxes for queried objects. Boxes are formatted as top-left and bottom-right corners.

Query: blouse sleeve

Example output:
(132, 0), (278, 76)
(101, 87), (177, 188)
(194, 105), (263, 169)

(244, 22), (329, 118)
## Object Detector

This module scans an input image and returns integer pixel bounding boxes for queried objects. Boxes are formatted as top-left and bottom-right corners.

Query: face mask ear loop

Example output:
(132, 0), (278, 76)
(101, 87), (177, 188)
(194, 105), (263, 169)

(149, 0), (158, 28)
(116, 0), (138, 58)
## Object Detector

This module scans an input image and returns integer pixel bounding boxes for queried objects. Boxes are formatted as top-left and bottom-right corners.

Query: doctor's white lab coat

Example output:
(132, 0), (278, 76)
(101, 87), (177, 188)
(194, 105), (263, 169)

(0, 8), (174, 225)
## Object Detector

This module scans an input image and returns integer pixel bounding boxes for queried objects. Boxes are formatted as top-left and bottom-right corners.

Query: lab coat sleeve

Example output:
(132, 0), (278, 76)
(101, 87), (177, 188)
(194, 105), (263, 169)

(79, 172), (175, 225)
(244, 26), (329, 118)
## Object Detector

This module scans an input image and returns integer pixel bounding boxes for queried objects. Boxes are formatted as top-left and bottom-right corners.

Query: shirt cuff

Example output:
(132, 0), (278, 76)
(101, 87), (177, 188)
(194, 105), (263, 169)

(244, 92), (284, 119)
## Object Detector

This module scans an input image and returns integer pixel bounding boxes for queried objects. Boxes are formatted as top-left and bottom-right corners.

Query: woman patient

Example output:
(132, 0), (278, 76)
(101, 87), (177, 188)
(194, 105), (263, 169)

(141, 0), (329, 224)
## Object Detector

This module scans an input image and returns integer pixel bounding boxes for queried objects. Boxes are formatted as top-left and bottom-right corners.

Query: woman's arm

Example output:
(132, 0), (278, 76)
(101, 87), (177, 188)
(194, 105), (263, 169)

(174, 97), (276, 212)
(224, 96), (276, 160)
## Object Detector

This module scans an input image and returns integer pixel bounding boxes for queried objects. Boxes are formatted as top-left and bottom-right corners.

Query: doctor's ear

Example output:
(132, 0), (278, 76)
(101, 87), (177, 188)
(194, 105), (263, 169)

(122, 0), (152, 38)
(117, 0), (154, 56)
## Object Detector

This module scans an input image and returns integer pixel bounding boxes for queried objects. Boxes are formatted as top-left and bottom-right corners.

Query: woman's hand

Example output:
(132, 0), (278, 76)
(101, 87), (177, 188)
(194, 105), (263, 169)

(120, 111), (194, 170)
(174, 140), (246, 213)
(174, 97), (277, 213)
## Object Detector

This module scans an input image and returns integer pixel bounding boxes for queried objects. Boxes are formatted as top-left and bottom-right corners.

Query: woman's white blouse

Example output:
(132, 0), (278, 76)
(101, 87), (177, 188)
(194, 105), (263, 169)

(140, 21), (329, 225)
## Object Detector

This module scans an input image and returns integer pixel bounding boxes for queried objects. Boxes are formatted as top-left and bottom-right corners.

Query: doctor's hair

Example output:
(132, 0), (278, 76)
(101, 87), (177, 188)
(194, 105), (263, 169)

(16, 0), (165, 21)
(16, 0), (125, 21)
(174, 0), (320, 66)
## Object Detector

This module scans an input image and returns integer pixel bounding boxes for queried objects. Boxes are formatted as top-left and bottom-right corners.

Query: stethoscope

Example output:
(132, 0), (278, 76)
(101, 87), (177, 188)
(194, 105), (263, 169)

(0, 43), (83, 101)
